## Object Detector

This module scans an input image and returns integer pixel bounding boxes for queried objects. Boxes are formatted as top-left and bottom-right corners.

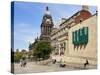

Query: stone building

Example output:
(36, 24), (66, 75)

(40, 6), (54, 41)
(29, 6), (54, 51)
(51, 5), (97, 66)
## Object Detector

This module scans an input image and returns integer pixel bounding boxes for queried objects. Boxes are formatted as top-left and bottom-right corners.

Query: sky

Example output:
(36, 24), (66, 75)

(12, 1), (97, 51)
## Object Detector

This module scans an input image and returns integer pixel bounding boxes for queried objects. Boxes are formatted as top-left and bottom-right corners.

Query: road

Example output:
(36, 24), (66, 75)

(14, 61), (96, 74)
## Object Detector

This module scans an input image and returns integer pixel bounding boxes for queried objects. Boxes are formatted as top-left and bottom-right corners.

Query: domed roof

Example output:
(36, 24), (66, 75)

(45, 6), (50, 15)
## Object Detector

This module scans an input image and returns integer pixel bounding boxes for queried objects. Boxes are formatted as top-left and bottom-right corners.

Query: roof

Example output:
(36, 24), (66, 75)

(59, 10), (92, 26)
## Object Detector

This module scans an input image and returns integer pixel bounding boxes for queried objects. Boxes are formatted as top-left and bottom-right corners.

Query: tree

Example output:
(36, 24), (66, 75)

(14, 49), (23, 63)
(33, 41), (53, 60)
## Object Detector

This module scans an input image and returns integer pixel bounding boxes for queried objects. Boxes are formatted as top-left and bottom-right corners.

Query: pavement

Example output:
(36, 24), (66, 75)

(13, 61), (97, 74)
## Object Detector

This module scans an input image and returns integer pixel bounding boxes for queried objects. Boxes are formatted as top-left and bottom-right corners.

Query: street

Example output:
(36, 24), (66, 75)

(14, 61), (75, 74)
(14, 61), (96, 74)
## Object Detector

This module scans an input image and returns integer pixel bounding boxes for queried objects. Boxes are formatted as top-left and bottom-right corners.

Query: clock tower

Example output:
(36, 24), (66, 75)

(40, 6), (54, 41)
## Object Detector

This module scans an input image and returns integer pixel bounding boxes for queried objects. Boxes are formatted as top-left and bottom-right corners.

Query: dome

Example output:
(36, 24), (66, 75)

(45, 6), (51, 15)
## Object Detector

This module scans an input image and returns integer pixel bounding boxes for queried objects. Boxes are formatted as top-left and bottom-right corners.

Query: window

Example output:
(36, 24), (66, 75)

(84, 27), (88, 35)
(72, 27), (89, 45)
(80, 28), (82, 36)
(75, 30), (78, 45)
(72, 30), (79, 45)
(78, 29), (81, 43)
(84, 27), (88, 44)
(77, 30), (79, 42)
(82, 27), (88, 44)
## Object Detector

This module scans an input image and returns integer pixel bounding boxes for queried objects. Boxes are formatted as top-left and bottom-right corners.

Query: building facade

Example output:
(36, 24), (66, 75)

(51, 6), (97, 65)
(29, 6), (54, 51)
(40, 6), (54, 41)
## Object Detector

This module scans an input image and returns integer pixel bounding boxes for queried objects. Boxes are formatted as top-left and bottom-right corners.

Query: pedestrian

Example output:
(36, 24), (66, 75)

(52, 59), (56, 64)
(23, 59), (27, 67)
(84, 59), (89, 68)
(59, 58), (66, 68)
(20, 59), (23, 67)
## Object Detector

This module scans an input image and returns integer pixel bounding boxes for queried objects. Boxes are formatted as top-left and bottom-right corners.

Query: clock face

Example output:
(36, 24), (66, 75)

(46, 18), (51, 23)
(46, 19), (50, 22)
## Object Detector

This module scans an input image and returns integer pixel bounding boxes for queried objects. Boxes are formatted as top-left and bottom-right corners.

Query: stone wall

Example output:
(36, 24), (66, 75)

(67, 15), (97, 65)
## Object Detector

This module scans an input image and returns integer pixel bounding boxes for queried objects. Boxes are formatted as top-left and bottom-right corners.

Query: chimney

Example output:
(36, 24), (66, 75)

(61, 18), (67, 23)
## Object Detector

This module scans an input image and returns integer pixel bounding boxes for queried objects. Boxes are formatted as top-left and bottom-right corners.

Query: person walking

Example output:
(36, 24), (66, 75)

(84, 59), (89, 68)
(23, 59), (27, 67)
(20, 59), (23, 67)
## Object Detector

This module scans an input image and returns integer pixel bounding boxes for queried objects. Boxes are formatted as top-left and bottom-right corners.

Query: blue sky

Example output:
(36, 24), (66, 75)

(13, 1), (97, 51)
